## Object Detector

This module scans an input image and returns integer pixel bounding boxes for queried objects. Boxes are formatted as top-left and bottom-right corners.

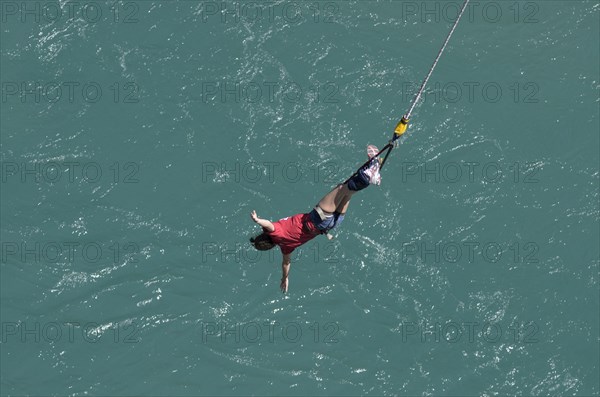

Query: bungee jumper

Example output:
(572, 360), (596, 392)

(250, 0), (470, 293)
(250, 145), (382, 293)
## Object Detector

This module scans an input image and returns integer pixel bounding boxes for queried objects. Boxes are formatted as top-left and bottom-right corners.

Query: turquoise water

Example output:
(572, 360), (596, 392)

(1, 1), (598, 395)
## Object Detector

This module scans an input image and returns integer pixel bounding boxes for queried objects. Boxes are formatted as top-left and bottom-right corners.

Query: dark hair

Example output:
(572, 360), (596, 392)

(250, 233), (275, 251)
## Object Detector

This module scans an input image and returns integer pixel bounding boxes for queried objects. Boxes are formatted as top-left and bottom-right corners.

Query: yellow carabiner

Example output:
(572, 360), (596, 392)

(394, 116), (409, 136)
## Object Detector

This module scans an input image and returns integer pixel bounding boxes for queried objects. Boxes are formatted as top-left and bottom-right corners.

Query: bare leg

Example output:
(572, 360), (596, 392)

(337, 196), (351, 214)
(317, 183), (356, 213)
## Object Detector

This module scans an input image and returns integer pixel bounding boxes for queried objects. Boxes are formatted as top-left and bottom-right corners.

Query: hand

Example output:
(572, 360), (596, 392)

(280, 277), (288, 293)
(251, 210), (259, 223)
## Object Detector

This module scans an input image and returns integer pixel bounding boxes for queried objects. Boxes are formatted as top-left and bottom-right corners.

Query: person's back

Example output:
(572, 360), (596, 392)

(266, 213), (320, 255)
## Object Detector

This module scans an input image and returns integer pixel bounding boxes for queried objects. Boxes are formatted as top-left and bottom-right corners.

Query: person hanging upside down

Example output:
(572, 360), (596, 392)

(249, 145), (382, 293)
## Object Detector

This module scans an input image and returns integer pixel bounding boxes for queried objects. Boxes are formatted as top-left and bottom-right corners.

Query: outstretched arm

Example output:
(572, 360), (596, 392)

(251, 210), (275, 232)
(280, 253), (291, 293)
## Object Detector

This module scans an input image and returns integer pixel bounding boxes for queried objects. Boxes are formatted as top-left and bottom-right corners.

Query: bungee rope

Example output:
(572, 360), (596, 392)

(345, 0), (470, 181)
